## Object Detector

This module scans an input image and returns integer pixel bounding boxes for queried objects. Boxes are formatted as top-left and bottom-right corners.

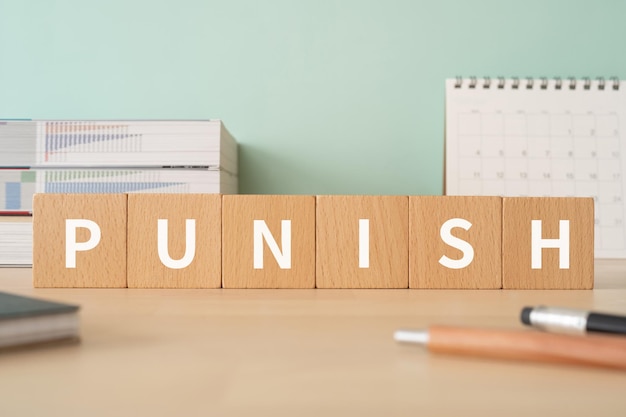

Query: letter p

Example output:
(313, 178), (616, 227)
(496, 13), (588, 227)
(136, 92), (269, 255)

(66, 219), (101, 268)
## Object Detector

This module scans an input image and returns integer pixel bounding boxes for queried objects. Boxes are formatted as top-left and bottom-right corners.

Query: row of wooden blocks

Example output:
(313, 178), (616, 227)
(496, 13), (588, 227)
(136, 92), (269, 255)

(32, 194), (594, 289)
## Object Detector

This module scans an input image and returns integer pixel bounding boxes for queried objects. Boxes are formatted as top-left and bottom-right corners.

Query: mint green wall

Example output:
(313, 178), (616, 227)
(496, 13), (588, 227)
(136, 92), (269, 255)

(1, 0), (624, 194)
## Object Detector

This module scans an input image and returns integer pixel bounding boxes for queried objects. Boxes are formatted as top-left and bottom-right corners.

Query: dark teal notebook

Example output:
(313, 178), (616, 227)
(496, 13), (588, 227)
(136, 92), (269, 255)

(0, 291), (80, 348)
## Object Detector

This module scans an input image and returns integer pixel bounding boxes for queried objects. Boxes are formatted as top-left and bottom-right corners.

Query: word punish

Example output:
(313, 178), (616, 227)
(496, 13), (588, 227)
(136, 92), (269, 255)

(32, 194), (594, 289)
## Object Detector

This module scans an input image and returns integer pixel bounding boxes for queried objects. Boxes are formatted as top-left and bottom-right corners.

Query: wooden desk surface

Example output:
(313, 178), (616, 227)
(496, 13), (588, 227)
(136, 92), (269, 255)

(1, 262), (626, 416)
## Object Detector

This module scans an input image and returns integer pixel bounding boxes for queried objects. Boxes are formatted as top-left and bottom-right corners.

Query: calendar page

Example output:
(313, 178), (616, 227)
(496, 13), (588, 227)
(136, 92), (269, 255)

(445, 77), (626, 258)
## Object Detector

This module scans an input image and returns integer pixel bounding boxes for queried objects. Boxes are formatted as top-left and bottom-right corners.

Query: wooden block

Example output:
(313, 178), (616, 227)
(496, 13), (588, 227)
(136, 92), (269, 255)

(409, 196), (502, 289)
(502, 197), (594, 289)
(222, 195), (315, 288)
(33, 194), (127, 288)
(127, 194), (221, 288)
(316, 195), (408, 288)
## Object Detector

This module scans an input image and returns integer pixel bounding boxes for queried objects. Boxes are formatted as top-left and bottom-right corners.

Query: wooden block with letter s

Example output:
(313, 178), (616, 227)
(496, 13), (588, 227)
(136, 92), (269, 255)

(33, 193), (127, 288)
(127, 194), (221, 288)
(409, 196), (502, 289)
(315, 195), (408, 288)
(221, 195), (316, 288)
(502, 197), (594, 289)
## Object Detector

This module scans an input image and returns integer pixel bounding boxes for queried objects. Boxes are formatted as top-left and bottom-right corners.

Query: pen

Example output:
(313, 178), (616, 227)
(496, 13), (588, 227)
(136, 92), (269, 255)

(394, 325), (626, 370)
(521, 306), (626, 335)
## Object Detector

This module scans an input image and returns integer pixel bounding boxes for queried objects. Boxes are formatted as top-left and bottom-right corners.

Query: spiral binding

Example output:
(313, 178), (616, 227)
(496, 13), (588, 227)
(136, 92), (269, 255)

(453, 76), (620, 90)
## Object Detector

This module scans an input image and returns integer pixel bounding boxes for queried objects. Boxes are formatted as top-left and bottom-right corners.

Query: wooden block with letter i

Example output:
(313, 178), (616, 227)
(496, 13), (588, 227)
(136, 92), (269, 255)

(502, 197), (594, 289)
(410, 196), (502, 289)
(127, 194), (221, 288)
(316, 195), (408, 288)
(222, 195), (315, 288)
(33, 194), (127, 288)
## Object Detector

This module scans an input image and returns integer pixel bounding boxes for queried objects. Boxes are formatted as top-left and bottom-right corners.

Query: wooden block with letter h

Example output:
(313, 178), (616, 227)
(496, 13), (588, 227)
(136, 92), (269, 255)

(33, 194), (127, 288)
(502, 197), (594, 289)
(127, 194), (221, 288)
(316, 195), (408, 288)
(409, 196), (502, 289)
(221, 195), (316, 288)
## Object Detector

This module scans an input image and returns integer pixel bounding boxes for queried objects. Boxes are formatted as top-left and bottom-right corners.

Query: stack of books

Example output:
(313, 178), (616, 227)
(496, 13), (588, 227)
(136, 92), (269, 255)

(0, 219), (32, 266)
(0, 119), (238, 214)
(0, 119), (238, 265)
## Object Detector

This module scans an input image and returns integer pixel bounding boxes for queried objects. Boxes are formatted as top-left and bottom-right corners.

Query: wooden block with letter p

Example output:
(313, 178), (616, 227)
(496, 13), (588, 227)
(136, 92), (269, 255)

(33, 193), (127, 288)
(127, 194), (221, 288)
(502, 197), (594, 289)
(316, 195), (408, 288)
(409, 196), (502, 289)
(222, 195), (315, 288)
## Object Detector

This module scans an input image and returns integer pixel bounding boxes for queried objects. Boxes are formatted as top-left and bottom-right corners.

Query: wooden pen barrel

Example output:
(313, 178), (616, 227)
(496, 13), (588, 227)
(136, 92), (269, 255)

(428, 325), (626, 371)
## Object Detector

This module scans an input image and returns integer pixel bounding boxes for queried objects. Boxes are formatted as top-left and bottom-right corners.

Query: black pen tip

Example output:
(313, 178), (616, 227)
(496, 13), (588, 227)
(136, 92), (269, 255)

(520, 307), (533, 325)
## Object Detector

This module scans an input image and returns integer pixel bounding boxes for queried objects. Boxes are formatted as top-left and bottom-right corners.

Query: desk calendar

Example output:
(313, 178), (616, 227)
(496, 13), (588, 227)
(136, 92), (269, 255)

(445, 77), (625, 258)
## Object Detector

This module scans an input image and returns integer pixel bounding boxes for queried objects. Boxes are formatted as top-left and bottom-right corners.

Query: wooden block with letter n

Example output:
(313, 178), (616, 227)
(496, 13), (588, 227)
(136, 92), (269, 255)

(127, 194), (221, 288)
(33, 194), (127, 288)
(410, 196), (502, 289)
(222, 195), (315, 288)
(502, 197), (594, 289)
(316, 195), (408, 288)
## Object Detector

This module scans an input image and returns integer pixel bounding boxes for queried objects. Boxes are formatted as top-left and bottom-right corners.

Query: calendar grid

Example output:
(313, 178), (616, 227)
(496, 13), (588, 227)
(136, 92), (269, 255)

(446, 77), (626, 258)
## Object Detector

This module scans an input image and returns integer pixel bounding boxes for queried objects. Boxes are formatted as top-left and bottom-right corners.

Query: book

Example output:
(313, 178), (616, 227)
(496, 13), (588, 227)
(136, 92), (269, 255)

(0, 218), (32, 266)
(445, 77), (625, 258)
(0, 167), (238, 213)
(0, 119), (239, 214)
(0, 119), (238, 174)
(0, 291), (79, 349)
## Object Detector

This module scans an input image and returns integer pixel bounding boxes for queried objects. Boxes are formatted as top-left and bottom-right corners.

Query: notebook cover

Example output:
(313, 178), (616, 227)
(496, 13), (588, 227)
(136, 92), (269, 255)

(0, 291), (79, 319)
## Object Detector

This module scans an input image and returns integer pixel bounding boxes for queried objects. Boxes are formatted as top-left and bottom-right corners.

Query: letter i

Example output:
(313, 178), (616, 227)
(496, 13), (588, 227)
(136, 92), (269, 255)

(359, 219), (369, 268)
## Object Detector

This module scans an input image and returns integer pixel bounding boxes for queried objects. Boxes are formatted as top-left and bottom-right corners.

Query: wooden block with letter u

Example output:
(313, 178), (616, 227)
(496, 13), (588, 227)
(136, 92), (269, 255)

(127, 194), (221, 288)
(410, 196), (502, 289)
(33, 193), (127, 288)
(222, 195), (316, 288)
(316, 195), (408, 288)
(502, 197), (594, 289)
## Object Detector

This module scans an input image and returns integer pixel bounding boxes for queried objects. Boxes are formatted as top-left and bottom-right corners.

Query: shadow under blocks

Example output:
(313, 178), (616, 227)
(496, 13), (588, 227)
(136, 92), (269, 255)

(32, 194), (594, 289)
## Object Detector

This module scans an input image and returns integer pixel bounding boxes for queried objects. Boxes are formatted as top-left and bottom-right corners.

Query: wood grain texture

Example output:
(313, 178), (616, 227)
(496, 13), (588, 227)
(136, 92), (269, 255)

(409, 196), (502, 289)
(127, 194), (221, 288)
(428, 325), (626, 370)
(32, 194), (127, 288)
(502, 197), (594, 289)
(316, 195), (408, 288)
(1, 261), (626, 416)
(222, 195), (315, 288)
